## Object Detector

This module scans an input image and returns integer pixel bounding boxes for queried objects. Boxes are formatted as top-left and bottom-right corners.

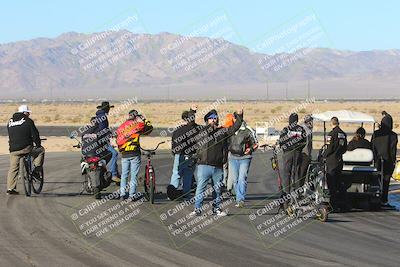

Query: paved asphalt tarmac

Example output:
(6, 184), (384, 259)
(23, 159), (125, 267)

(0, 150), (399, 267)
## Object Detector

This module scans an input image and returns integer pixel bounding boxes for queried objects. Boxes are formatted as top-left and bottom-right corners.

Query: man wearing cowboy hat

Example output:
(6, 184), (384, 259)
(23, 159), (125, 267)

(95, 101), (120, 183)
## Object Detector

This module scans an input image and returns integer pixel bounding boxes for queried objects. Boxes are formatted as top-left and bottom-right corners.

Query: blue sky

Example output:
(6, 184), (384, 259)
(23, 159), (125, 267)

(1, 0), (398, 52)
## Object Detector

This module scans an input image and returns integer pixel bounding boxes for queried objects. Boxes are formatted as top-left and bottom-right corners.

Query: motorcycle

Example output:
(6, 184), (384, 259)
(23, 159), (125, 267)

(70, 135), (112, 199)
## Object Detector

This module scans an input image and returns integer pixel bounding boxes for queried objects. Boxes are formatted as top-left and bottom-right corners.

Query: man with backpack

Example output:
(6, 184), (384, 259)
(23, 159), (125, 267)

(116, 110), (153, 200)
(227, 114), (258, 208)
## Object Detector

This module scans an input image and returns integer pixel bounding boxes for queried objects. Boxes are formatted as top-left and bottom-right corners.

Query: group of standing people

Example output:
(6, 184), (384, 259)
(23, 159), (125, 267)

(5, 102), (398, 212)
(168, 106), (259, 216)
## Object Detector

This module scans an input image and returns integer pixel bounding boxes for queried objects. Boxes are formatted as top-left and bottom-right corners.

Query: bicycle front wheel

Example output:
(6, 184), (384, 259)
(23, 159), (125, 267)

(22, 160), (32, 196)
(32, 169), (44, 194)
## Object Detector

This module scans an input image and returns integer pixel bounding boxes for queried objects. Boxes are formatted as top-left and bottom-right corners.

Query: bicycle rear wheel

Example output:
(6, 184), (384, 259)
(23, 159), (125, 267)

(32, 169), (44, 194)
(143, 166), (156, 203)
(22, 159), (32, 196)
(149, 171), (155, 204)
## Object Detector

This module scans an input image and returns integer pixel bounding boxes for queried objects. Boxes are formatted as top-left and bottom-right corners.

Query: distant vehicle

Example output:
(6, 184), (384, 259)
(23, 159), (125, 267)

(255, 122), (280, 143)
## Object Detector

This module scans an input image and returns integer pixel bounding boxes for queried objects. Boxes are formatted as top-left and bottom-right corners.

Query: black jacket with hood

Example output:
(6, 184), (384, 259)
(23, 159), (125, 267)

(171, 109), (201, 156)
(7, 112), (41, 152)
(324, 125), (347, 169)
(278, 114), (307, 153)
(195, 110), (243, 167)
(371, 115), (398, 174)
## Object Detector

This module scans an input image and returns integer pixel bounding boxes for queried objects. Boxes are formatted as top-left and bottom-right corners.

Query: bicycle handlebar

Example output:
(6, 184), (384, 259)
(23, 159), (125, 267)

(141, 141), (166, 152)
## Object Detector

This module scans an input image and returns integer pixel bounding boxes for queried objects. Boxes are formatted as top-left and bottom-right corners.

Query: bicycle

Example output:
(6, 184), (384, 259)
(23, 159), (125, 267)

(141, 141), (165, 204)
(20, 138), (47, 196)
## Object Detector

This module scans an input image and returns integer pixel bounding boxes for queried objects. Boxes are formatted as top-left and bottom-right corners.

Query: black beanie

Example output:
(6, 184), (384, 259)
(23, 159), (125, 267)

(289, 113), (298, 125)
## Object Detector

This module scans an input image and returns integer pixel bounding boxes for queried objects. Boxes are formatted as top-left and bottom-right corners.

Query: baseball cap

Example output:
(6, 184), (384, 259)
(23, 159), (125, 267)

(207, 113), (218, 120)
(18, 105), (31, 113)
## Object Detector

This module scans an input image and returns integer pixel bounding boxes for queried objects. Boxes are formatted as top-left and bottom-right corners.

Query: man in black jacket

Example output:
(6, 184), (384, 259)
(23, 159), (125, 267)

(81, 117), (113, 199)
(6, 105), (45, 195)
(324, 117), (347, 210)
(278, 113), (306, 195)
(372, 114), (398, 206)
(190, 108), (243, 217)
(227, 117), (258, 208)
(168, 107), (201, 199)
(95, 101), (120, 183)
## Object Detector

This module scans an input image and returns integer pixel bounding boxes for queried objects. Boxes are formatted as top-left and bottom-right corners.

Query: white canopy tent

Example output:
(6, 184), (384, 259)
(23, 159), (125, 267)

(312, 110), (375, 123)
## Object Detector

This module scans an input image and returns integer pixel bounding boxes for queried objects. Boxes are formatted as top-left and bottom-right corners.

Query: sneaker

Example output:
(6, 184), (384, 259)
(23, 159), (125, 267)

(189, 209), (202, 217)
(112, 176), (121, 183)
(129, 193), (142, 202)
(94, 187), (101, 199)
(213, 208), (228, 217)
(6, 189), (19, 195)
(382, 202), (396, 209)
(235, 201), (244, 208)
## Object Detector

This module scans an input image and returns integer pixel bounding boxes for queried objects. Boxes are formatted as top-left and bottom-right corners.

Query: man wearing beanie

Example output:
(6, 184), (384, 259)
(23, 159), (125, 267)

(278, 113), (306, 196)
(168, 105), (201, 200)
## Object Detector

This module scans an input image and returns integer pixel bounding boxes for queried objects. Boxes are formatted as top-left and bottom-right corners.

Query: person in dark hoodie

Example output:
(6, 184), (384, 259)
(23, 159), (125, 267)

(190, 108), (243, 217)
(95, 101), (120, 183)
(6, 105), (45, 195)
(168, 106), (201, 200)
(278, 113), (306, 196)
(371, 113), (398, 207)
(347, 127), (371, 151)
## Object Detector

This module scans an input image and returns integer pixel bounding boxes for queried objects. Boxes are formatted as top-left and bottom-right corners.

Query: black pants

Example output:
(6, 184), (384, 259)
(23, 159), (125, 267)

(282, 150), (302, 194)
(382, 174), (391, 203)
(298, 153), (310, 188)
(326, 163), (344, 208)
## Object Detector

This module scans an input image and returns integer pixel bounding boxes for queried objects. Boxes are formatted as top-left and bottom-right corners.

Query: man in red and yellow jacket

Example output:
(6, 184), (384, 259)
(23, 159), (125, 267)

(116, 109), (153, 200)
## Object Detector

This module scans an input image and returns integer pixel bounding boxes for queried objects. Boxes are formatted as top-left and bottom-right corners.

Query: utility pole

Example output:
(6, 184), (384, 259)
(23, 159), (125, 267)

(307, 79), (310, 100)
(266, 81), (269, 100)
(285, 81), (288, 100)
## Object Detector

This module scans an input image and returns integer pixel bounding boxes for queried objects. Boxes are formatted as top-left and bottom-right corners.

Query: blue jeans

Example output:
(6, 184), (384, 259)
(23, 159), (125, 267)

(180, 155), (195, 194)
(170, 154), (181, 188)
(170, 154), (195, 195)
(120, 156), (141, 197)
(107, 144), (119, 177)
(194, 165), (223, 210)
(229, 157), (251, 203)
